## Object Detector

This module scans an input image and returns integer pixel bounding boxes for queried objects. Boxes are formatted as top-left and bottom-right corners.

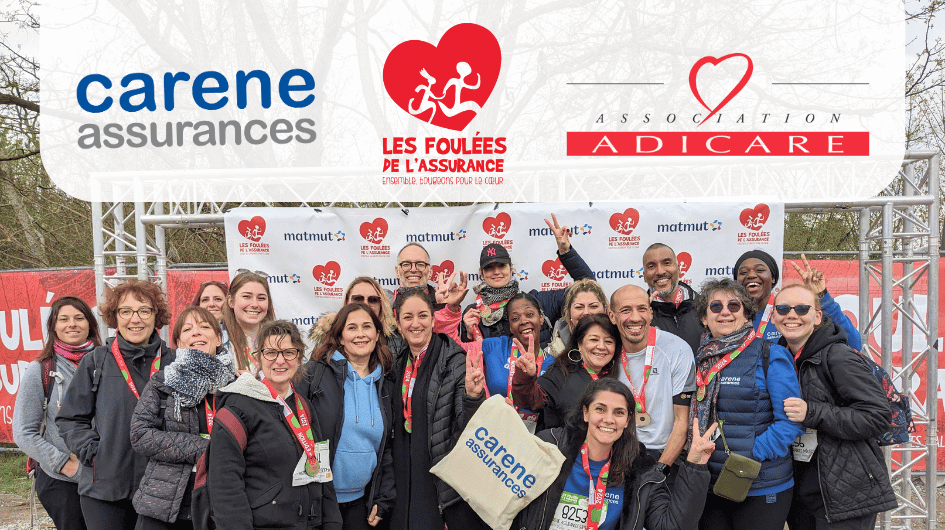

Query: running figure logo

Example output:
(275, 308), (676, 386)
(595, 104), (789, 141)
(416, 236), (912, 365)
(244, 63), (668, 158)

(384, 24), (501, 131)
(739, 204), (770, 231)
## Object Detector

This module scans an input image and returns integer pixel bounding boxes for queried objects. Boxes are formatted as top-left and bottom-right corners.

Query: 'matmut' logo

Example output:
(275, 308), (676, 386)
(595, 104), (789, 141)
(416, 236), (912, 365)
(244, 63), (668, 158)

(269, 273), (302, 284)
(284, 230), (345, 242)
(383, 24), (501, 131)
(528, 223), (591, 237)
(657, 220), (722, 233)
(406, 229), (466, 243)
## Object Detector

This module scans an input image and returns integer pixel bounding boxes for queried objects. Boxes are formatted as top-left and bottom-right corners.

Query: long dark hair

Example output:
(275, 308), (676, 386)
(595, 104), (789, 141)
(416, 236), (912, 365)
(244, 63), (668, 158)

(564, 378), (640, 486)
(312, 303), (393, 372)
(550, 313), (620, 377)
(37, 297), (102, 362)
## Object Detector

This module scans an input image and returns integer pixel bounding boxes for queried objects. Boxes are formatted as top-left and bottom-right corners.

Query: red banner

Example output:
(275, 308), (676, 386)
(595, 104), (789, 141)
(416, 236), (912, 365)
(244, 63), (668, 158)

(566, 132), (870, 156)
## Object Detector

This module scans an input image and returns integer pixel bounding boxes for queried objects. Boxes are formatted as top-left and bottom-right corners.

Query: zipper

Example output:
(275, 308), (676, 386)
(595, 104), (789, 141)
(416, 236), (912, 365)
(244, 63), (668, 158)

(632, 471), (664, 529)
(815, 451), (831, 523)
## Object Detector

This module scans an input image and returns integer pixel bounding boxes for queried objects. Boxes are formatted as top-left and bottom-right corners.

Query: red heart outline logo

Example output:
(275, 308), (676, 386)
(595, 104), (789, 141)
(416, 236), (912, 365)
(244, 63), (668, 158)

(383, 23), (501, 131)
(312, 261), (341, 287)
(482, 212), (512, 239)
(359, 218), (389, 244)
(609, 208), (640, 235)
(238, 216), (266, 242)
(542, 258), (567, 282)
(689, 53), (753, 126)
(739, 204), (770, 231)
(431, 260), (455, 282)
(677, 252), (692, 279)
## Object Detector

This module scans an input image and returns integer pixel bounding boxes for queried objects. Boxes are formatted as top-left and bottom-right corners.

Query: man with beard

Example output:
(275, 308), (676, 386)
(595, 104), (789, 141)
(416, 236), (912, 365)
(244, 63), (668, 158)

(609, 285), (696, 485)
(642, 243), (704, 355)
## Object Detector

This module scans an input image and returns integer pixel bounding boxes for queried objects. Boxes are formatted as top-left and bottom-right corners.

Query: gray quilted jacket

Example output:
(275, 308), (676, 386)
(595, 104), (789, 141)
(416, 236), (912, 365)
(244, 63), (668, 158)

(129, 370), (210, 523)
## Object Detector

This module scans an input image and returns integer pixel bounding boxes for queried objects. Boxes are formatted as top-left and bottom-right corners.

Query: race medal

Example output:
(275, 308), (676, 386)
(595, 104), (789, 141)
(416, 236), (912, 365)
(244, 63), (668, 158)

(697, 386), (706, 401)
(305, 458), (318, 476)
(636, 412), (651, 427)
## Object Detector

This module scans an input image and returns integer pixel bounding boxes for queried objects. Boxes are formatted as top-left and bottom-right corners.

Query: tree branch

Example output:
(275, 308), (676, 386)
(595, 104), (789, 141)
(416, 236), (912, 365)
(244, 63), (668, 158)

(0, 92), (39, 113)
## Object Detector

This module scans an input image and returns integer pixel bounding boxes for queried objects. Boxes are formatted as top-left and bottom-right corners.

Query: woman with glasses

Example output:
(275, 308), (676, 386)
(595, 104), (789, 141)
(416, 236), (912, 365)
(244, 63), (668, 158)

(301, 303), (395, 529)
(690, 278), (802, 530)
(130, 307), (237, 530)
(220, 271), (275, 372)
(57, 281), (175, 530)
(209, 320), (342, 530)
(772, 285), (895, 530)
(13, 297), (101, 530)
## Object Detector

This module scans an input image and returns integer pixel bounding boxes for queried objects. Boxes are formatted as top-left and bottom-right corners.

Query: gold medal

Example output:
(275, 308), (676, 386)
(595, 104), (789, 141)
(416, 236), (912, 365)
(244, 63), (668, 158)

(697, 387), (706, 401)
(636, 412), (651, 427)
(305, 458), (318, 477)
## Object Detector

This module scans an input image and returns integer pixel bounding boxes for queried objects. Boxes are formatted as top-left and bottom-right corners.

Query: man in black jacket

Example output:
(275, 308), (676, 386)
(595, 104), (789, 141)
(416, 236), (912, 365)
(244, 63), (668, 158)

(643, 243), (703, 355)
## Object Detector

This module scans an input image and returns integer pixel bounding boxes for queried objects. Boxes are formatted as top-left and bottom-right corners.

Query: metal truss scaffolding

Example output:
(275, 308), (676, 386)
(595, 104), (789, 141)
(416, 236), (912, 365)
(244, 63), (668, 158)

(93, 152), (942, 530)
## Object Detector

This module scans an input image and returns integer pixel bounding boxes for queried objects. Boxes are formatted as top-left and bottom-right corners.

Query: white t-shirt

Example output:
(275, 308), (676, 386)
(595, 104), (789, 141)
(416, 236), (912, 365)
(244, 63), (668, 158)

(616, 329), (696, 451)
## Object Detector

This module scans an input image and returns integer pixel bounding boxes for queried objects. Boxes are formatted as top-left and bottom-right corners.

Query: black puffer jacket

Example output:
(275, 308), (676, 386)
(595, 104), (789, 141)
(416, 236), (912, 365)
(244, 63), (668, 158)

(297, 355), (395, 520)
(129, 370), (209, 522)
(789, 316), (897, 521)
(649, 282), (703, 356)
(56, 333), (175, 502)
(512, 428), (709, 530)
(511, 362), (616, 429)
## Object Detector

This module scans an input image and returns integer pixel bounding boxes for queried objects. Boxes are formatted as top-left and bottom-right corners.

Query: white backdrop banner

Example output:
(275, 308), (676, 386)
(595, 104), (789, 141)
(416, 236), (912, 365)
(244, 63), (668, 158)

(224, 201), (783, 333)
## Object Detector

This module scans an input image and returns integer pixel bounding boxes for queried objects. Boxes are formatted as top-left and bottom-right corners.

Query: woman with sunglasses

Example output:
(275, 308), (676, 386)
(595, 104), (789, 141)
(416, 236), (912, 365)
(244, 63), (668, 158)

(691, 278), (802, 530)
(734, 251), (861, 351)
(13, 297), (101, 530)
(130, 307), (237, 530)
(57, 281), (175, 530)
(220, 271), (276, 372)
(300, 303), (395, 529)
(209, 320), (342, 530)
(772, 284), (895, 530)
(460, 215), (594, 349)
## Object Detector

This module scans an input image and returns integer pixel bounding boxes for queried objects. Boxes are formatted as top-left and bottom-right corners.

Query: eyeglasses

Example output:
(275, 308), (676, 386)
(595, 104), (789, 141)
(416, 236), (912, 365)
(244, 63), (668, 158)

(260, 348), (301, 361)
(399, 261), (430, 271)
(117, 307), (154, 319)
(708, 300), (742, 314)
(774, 304), (812, 316)
(236, 269), (269, 278)
(351, 294), (382, 305)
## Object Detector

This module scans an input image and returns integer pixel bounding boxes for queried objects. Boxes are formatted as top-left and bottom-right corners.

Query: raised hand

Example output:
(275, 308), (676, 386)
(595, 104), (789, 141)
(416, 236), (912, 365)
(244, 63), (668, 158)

(686, 418), (718, 465)
(544, 213), (572, 255)
(437, 271), (469, 310)
(466, 349), (485, 398)
(513, 335), (538, 377)
(791, 253), (826, 294)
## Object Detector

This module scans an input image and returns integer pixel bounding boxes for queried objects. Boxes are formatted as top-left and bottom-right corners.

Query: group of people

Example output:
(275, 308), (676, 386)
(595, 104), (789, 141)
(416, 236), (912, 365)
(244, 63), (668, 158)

(11, 215), (896, 530)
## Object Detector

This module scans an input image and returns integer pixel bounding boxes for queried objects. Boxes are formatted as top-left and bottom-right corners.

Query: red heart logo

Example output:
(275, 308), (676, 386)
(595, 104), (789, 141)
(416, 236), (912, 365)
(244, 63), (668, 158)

(359, 218), (388, 244)
(739, 204), (770, 231)
(312, 261), (341, 286)
(677, 252), (692, 278)
(238, 216), (266, 242)
(383, 24), (501, 132)
(431, 260), (455, 283)
(689, 53), (752, 126)
(542, 258), (567, 282)
(482, 212), (512, 239)
(609, 208), (640, 235)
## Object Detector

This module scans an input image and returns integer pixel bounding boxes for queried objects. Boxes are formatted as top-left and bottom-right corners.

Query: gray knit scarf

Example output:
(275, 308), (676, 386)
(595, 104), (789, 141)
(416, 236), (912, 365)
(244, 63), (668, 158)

(164, 348), (237, 420)
(473, 280), (520, 326)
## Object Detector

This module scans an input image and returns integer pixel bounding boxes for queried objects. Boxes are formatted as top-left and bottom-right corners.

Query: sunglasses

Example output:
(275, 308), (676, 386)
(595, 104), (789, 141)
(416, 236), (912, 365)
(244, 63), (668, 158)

(774, 304), (812, 316)
(351, 294), (382, 305)
(236, 268), (269, 278)
(709, 300), (742, 314)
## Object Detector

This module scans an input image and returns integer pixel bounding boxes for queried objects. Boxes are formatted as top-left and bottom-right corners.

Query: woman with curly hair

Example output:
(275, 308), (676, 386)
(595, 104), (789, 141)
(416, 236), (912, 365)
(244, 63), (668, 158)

(57, 280), (175, 530)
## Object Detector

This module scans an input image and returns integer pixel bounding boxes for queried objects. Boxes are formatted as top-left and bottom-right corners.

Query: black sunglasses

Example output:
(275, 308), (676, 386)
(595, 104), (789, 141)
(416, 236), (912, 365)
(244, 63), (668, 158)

(774, 304), (812, 316)
(351, 294), (382, 305)
(709, 300), (742, 314)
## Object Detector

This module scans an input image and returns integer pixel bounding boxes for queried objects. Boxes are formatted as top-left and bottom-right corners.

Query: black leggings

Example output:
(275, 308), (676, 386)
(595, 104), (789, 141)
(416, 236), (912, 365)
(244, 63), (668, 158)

(79, 496), (136, 530)
(34, 467), (87, 530)
(699, 487), (793, 530)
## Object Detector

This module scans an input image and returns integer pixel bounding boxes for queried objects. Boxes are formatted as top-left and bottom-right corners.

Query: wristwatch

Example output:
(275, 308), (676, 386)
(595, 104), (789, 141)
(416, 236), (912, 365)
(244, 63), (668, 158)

(654, 463), (671, 477)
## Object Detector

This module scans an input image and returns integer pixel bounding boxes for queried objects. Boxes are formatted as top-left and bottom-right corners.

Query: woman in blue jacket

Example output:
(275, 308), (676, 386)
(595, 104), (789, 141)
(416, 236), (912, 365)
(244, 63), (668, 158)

(300, 303), (395, 530)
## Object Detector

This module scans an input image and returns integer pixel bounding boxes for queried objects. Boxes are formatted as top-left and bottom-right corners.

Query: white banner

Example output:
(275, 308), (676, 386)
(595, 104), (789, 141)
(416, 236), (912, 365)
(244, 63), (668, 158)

(224, 201), (783, 335)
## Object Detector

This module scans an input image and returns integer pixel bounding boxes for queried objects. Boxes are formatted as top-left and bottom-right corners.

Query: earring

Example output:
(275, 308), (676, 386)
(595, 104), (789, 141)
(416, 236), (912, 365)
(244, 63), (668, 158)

(567, 349), (582, 363)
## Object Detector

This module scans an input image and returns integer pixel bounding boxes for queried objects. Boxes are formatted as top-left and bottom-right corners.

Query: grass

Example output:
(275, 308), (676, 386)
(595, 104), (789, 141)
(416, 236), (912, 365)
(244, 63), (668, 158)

(0, 447), (31, 498)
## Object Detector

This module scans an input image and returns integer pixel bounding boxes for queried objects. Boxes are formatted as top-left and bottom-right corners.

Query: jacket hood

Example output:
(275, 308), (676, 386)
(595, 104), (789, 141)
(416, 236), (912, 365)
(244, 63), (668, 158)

(218, 372), (279, 403)
(795, 315), (848, 364)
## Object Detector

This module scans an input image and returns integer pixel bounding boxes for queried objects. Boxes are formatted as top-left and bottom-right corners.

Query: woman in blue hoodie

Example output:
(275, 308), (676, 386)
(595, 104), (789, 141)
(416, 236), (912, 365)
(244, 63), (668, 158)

(300, 303), (395, 530)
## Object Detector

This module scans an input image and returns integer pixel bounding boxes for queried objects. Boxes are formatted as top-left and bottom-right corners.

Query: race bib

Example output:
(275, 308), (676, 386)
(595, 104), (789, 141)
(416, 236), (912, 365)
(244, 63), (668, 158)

(549, 492), (588, 530)
(792, 428), (818, 462)
(292, 440), (332, 485)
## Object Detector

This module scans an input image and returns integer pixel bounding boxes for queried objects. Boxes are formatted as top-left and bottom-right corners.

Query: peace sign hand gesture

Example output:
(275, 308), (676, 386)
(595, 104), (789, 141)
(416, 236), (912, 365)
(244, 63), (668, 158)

(686, 418), (718, 465)
(436, 271), (468, 310)
(466, 349), (485, 398)
(791, 253), (826, 294)
(544, 213), (572, 255)
(513, 335), (538, 377)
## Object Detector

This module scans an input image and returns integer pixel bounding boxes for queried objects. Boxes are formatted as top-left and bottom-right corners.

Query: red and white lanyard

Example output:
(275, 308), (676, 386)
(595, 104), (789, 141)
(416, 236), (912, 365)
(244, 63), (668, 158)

(654, 287), (684, 307)
(756, 293), (775, 337)
(205, 395), (216, 435)
(581, 442), (611, 530)
(401, 345), (428, 433)
(695, 330), (756, 401)
(260, 378), (318, 471)
(109, 339), (160, 399)
(620, 327), (656, 415)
